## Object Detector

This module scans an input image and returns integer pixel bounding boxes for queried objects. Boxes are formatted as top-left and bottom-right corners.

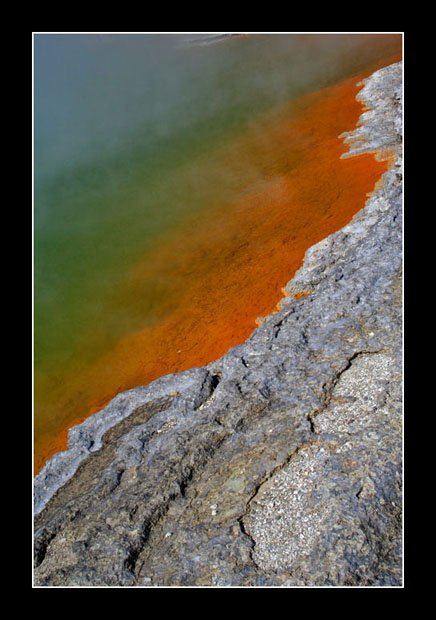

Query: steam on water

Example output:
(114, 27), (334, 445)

(34, 32), (401, 460)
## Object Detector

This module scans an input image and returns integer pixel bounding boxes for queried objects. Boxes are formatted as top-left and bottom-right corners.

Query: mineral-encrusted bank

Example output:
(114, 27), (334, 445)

(34, 62), (403, 587)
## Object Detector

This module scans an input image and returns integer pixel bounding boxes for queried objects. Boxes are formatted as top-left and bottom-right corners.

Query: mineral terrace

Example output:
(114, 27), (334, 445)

(34, 61), (403, 587)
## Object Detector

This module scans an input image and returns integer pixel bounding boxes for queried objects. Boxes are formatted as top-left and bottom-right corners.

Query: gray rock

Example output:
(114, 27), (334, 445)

(33, 61), (403, 587)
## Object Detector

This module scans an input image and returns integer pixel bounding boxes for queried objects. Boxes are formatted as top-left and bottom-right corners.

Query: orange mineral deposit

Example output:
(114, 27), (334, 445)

(34, 50), (402, 475)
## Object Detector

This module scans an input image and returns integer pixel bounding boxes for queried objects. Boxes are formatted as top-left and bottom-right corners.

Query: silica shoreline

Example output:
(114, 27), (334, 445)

(34, 61), (402, 586)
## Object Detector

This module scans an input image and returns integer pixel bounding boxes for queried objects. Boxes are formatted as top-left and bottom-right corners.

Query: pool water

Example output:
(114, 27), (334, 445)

(34, 33), (402, 472)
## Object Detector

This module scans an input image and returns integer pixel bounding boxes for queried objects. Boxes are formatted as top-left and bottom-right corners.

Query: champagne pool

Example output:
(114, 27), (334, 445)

(34, 33), (402, 473)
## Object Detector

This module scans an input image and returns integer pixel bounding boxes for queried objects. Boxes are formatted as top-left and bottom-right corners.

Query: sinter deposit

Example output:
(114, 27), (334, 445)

(34, 61), (403, 587)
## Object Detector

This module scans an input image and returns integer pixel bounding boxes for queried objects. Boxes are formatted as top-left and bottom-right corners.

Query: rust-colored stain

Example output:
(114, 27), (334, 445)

(34, 50), (402, 474)
(293, 291), (312, 299)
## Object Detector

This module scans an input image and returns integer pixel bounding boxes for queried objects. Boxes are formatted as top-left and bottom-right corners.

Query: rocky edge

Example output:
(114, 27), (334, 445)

(34, 61), (403, 587)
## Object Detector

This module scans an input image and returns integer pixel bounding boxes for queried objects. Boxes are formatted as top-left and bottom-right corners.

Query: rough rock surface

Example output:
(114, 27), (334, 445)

(33, 62), (403, 587)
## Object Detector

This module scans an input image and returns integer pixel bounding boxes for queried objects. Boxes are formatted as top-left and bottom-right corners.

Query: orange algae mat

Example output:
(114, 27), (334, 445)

(34, 50), (402, 474)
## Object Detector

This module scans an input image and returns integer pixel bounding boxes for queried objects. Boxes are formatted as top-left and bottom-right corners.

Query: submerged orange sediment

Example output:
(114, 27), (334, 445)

(34, 51), (402, 475)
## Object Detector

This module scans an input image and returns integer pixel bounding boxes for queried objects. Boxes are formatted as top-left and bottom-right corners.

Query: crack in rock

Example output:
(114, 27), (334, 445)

(241, 351), (402, 585)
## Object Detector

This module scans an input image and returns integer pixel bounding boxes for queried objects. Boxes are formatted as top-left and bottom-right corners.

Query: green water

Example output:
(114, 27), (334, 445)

(34, 33), (401, 379)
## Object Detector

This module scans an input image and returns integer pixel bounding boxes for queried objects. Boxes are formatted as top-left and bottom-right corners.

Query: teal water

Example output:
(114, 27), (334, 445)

(34, 33), (401, 372)
(34, 33), (402, 453)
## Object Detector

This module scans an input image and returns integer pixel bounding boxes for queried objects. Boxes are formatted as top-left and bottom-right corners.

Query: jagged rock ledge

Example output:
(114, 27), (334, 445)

(34, 62), (403, 587)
